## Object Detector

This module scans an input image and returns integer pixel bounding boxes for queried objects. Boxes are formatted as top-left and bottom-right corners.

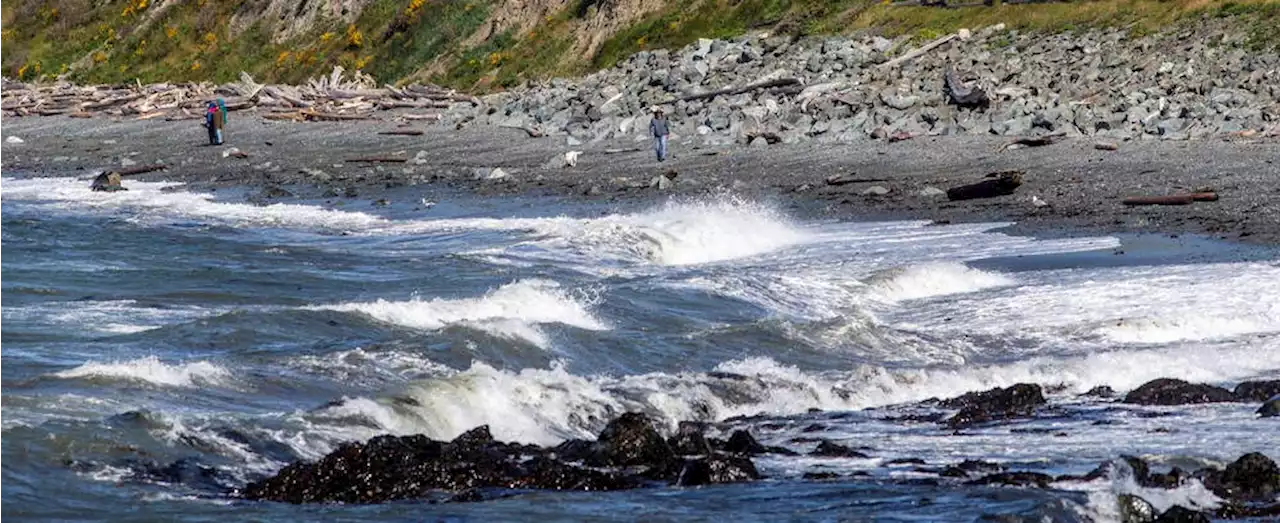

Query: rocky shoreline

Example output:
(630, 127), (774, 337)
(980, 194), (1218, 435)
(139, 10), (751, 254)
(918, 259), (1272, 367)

(448, 19), (1280, 146)
(4, 16), (1280, 245)
(226, 377), (1280, 521)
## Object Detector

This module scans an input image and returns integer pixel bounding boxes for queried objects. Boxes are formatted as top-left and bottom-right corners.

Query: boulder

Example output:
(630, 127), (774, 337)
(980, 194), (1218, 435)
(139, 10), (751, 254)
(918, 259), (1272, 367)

(1233, 380), (1280, 401)
(668, 421), (712, 456)
(1258, 397), (1280, 418)
(1121, 379), (1238, 406)
(238, 413), (765, 504)
(675, 454), (760, 486)
(1118, 494), (1157, 523)
(592, 412), (674, 468)
(940, 383), (1046, 429)
(240, 430), (636, 504)
(1153, 506), (1210, 523)
(808, 440), (869, 458)
(723, 430), (766, 456)
(1203, 452), (1280, 502)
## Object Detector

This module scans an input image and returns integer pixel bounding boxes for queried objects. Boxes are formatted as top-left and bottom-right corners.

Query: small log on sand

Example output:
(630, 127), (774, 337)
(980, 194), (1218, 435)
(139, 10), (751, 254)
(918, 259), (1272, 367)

(401, 113), (442, 121)
(116, 164), (168, 176)
(1122, 193), (1218, 206)
(1002, 132), (1067, 150)
(378, 130), (425, 136)
(947, 170), (1024, 201)
(346, 157), (408, 163)
(302, 109), (373, 121)
(669, 78), (801, 104)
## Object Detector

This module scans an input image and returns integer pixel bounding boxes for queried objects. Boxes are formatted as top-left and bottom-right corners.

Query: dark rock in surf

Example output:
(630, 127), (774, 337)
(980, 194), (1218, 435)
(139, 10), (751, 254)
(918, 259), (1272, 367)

(1082, 455), (1150, 483)
(675, 454), (760, 486)
(809, 440), (869, 458)
(1084, 385), (1116, 398)
(239, 420), (663, 504)
(966, 471), (1054, 488)
(940, 383), (1046, 428)
(1122, 378), (1238, 406)
(90, 171), (125, 192)
(1118, 494), (1158, 523)
(1154, 506), (1210, 523)
(668, 421), (712, 456)
(723, 430), (767, 455)
(592, 412), (675, 468)
(1201, 452), (1280, 502)
(1146, 467), (1188, 489)
(1258, 397), (1280, 418)
(1234, 380), (1280, 402)
(884, 458), (926, 466)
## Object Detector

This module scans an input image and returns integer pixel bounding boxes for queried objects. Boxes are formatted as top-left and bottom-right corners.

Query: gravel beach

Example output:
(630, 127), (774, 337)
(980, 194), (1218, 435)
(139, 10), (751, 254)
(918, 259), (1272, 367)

(3, 114), (1278, 244)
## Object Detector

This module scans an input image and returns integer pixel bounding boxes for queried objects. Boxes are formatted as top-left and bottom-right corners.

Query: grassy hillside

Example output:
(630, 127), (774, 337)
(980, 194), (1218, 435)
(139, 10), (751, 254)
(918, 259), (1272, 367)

(3, 0), (1277, 91)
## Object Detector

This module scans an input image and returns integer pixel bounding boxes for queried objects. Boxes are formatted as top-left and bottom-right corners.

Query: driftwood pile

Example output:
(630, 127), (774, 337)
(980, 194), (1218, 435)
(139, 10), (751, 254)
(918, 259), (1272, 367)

(1, 66), (478, 122)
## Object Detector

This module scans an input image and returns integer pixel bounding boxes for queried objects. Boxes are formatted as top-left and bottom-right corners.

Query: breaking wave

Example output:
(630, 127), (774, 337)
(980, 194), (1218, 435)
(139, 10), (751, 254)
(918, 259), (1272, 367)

(52, 356), (232, 388)
(867, 262), (1015, 302)
(1, 177), (385, 231)
(311, 280), (606, 348)
(302, 338), (1280, 446)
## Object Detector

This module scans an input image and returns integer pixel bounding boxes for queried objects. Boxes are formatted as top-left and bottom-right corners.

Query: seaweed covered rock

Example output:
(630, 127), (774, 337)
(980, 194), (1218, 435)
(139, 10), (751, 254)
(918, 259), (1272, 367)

(940, 383), (1046, 428)
(1122, 379), (1237, 406)
(1234, 380), (1280, 402)
(241, 413), (762, 504)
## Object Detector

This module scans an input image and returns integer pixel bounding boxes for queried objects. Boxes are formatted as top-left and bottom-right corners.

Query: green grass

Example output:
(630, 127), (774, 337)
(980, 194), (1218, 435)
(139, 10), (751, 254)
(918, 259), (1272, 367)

(3, 0), (1278, 89)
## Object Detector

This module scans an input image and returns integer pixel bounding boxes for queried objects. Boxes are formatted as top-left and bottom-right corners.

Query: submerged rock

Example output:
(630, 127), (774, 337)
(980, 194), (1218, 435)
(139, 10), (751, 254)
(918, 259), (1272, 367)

(808, 440), (869, 458)
(1122, 378), (1238, 405)
(940, 383), (1046, 428)
(966, 471), (1053, 488)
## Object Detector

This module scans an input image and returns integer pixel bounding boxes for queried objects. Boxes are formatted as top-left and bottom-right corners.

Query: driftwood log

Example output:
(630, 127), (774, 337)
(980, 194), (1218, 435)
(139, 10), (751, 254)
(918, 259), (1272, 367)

(378, 130), (425, 136)
(1002, 132), (1067, 150)
(946, 170), (1024, 201)
(879, 34), (958, 69)
(1122, 193), (1218, 206)
(668, 78), (801, 104)
(114, 164), (168, 176)
(346, 157), (408, 163)
(3, 66), (476, 122)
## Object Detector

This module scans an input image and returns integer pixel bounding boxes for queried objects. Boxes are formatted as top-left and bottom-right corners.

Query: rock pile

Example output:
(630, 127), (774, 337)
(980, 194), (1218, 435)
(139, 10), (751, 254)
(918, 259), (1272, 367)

(240, 412), (763, 504)
(455, 18), (1279, 145)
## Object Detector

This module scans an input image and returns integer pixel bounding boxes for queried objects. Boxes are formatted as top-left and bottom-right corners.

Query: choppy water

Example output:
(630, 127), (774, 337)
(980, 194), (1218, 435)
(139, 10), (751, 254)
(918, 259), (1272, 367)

(3, 176), (1278, 522)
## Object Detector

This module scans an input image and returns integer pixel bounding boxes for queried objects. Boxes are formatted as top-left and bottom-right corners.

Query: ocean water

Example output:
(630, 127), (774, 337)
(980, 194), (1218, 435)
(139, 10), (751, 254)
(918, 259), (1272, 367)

(2, 176), (1278, 522)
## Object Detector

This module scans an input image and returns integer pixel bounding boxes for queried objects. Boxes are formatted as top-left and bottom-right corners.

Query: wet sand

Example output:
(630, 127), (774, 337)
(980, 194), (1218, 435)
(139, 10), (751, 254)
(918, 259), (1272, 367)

(3, 114), (1278, 244)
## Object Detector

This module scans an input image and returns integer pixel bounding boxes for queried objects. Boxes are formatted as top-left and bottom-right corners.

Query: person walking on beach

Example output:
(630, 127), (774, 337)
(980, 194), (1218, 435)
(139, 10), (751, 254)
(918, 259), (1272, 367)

(204, 101), (225, 145)
(649, 108), (670, 162)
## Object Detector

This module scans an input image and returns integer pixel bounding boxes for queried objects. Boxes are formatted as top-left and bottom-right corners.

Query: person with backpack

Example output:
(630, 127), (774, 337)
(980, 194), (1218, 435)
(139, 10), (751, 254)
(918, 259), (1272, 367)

(203, 100), (226, 145)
